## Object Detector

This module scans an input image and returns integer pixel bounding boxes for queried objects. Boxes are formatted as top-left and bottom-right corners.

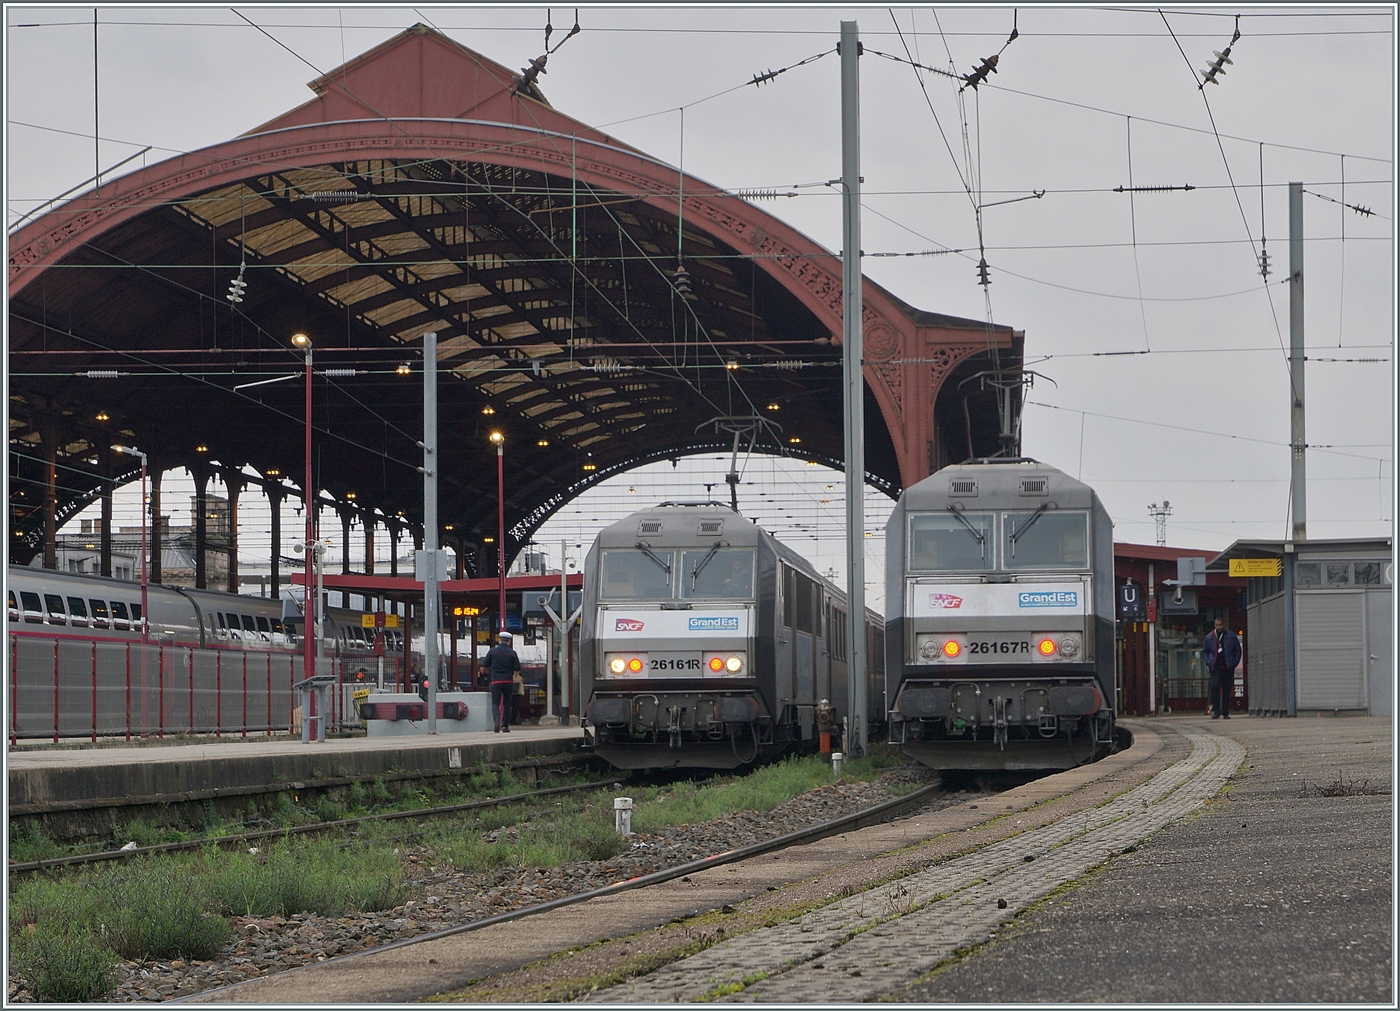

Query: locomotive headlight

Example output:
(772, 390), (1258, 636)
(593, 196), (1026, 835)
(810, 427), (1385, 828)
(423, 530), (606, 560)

(725, 655), (744, 673)
(1037, 638), (1057, 656)
(942, 640), (961, 658)
(1058, 637), (1080, 658)
(919, 639), (940, 659)
(608, 657), (627, 675)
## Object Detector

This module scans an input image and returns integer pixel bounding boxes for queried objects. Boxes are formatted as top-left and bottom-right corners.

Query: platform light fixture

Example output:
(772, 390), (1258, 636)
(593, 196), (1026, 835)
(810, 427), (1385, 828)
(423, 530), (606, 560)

(195, 444), (208, 453)
(396, 362), (413, 375)
(95, 411), (110, 422)
(582, 463), (597, 471)
(766, 403), (779, 411)
(482, 406), (496, 415)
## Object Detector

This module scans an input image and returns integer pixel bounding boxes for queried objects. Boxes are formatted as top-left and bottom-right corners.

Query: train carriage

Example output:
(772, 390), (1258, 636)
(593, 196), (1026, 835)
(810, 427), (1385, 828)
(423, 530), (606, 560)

(580, 502), (882, 770)
(885, 458), (1116, 770)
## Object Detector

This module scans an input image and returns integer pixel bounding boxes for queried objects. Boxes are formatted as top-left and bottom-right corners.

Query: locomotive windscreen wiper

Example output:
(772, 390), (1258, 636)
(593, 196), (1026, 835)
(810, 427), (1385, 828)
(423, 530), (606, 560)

(689, 541), (723, 588)
(1008, 502), (1054, 557)
(945, 504), (986, 557)
(634, 541), (672, 575)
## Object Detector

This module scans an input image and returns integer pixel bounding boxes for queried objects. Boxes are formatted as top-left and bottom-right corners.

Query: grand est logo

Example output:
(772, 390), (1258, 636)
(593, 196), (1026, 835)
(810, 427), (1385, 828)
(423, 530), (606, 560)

(614, 618), (646, 632)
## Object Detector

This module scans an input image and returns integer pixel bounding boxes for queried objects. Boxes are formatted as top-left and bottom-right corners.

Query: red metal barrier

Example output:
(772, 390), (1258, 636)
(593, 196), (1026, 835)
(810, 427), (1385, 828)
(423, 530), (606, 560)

(11, 636), (19, 745)
(158, 643), (165, 738)
(91, 641), (98, 743)
(215, 651), (222, 737)
(52, 638), (59, 743)
(188, 648), (195, 733)
(125, 643), (132, 741)
(242, 653), (248, 738)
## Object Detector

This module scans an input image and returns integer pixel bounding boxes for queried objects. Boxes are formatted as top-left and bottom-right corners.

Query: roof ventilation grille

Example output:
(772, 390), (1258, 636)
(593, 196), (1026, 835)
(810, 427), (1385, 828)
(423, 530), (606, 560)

(949, 478), (978, 497)
(698, 519), (724, 536)
(1019, 477), (1049, 497)
(637, 520), (663, 536)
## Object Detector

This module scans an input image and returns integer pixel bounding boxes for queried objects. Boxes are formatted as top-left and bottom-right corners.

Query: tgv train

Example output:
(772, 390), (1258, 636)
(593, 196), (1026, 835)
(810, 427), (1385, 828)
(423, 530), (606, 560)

(6, 566), (405, 660)
(884, 458), (1116, 770)
(580, 502), (884, 770)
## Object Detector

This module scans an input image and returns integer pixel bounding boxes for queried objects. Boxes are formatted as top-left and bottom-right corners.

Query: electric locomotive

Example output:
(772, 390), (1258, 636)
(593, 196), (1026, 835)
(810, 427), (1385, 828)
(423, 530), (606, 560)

(580, 502), (883, 770)
(885, 459), (1116, 770)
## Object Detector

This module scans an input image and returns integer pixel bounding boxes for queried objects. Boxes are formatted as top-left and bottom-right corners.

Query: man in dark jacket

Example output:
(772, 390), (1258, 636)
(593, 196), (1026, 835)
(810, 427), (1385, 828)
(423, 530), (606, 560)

(483, 632), (521, 732)
(1202, 618), (1242, 719)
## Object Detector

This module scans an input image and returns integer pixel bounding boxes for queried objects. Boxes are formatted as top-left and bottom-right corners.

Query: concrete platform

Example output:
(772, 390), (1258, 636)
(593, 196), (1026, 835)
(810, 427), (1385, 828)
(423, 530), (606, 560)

(7, 724), (587, 817)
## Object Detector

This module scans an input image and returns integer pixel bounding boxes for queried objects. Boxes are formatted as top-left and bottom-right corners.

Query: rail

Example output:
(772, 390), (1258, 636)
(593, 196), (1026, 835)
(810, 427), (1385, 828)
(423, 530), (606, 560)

(9, 776), (618, 875)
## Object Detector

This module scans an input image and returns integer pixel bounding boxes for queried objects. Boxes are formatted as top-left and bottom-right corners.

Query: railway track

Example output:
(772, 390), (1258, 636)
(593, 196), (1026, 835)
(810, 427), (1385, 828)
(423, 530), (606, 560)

(8, 778), (622, 875)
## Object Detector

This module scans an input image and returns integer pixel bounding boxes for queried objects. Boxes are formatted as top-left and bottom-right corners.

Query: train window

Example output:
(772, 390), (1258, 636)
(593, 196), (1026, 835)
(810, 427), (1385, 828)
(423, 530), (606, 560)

(256, 616), (271, 638)
(241, 615), (257, 635)
(8, 591), (19, 623)
(599, 548), (674, 599)
(111, 601), (130, 630)
(682, 549), (754, 599)
(44, 594), (68, 625)
(908, 511), (994, 571)
(131, 603), (142, 623)
(1002, 511), (1088, 569)
(272, 617), (284, 636)
(214, 612), (228, 638)
(21, 592), (44, 623)
(783, 568), (819, 634)
(68, 597), (90, 626)
(90, 599), (110, 628)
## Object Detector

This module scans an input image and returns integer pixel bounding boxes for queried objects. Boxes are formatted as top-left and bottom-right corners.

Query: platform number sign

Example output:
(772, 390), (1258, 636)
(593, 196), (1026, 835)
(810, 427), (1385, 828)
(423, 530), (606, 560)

(1119, 582), (1146, 620)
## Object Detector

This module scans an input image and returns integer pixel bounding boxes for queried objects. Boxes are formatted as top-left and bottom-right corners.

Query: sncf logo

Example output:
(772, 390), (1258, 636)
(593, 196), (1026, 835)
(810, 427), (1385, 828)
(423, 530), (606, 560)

(614, 618), (645, 632)
(928, 593), (964, 609)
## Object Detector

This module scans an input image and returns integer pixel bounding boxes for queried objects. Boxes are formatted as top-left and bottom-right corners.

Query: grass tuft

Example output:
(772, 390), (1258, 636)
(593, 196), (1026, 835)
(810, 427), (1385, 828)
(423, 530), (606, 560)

(10, 923), (118, 1003)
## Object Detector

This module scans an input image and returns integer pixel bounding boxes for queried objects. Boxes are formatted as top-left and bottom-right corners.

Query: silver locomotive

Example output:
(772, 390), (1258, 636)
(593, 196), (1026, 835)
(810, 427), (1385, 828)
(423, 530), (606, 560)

(580, 502), (883, 770)
(885, 458), (1116, 770)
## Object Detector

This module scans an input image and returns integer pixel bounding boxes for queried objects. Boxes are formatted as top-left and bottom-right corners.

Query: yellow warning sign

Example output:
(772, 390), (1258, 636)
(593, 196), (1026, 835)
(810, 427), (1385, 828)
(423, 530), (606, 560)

(1229, 558), (1282, 578)
(352, 688), (372, 701)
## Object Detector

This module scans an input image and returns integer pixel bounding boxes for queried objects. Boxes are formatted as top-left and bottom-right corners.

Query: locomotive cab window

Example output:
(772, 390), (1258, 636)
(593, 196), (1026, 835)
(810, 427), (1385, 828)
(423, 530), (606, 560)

(908, 511), (994, 571)
(599, 548), (674, 600)
(1002, 510), (1088, 569)
(683, 548), (754, 599)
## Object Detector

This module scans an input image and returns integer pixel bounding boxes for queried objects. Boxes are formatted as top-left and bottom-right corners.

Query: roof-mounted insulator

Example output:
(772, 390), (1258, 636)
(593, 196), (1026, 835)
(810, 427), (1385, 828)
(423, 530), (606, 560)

(976, 258), (992, 287)
(672, 266), (693, 299)
(1258, 247), (1271, 280)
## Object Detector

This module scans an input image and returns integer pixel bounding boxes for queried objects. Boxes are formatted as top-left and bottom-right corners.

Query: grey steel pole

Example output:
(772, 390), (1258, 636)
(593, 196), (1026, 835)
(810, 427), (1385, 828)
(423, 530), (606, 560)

(1289, 181), (1306, 543)
(423, 331), (439, 733)
(841, 20), (867, 757)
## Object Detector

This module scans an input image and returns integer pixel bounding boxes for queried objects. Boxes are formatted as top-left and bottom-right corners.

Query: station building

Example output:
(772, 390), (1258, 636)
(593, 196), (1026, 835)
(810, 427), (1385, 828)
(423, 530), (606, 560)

(1208, 538), (1393, 717)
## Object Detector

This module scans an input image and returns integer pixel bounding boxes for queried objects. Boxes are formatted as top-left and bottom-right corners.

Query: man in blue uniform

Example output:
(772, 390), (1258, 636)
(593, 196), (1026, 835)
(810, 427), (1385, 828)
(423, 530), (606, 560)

(1202, 617), (1242, 719)
(483, 632), (521, 732)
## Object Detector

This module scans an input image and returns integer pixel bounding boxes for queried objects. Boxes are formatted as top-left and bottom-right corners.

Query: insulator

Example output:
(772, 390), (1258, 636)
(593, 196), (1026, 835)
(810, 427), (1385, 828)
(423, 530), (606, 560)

(672, 267), (692, 297)
(83, 370), (120, 379)
(1258, 249), (1271, 279)
(767, 360), (806, 371)
(976, 258), (992, 287)
(323, 369), (358, 378)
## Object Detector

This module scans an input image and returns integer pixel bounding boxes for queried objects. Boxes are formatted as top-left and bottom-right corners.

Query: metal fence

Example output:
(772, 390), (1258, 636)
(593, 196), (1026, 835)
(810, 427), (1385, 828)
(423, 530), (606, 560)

(6, 632), (400, 742)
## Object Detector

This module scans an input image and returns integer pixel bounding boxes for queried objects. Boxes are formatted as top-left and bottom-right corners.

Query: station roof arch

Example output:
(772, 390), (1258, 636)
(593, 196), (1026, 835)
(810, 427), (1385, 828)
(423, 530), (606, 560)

(8, 24), (1021, 570)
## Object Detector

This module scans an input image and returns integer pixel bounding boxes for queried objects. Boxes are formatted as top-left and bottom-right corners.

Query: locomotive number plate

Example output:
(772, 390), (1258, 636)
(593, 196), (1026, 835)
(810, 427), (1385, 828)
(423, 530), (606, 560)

(967, 639), (1032, 655)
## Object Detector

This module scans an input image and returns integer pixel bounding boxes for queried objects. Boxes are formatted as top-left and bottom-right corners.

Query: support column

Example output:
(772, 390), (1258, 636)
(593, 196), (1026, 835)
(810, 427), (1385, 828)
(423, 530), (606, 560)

(224, 469), (243, 594)
(149, 462), (163, 585)
(42, 422), (58, 569)
(339, 507), (353, 608)
(99, 443), (114, 577)
(388, 521), (400, 577)
(364, 515), (375, 577)
(268, 485), (283, 598)
(193, 462), (209, 589)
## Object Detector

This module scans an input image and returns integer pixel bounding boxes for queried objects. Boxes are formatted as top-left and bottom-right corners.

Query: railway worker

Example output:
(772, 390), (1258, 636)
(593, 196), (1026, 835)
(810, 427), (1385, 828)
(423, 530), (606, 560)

(483, 632), (522, 732)
(1201, 618), (1242, 720)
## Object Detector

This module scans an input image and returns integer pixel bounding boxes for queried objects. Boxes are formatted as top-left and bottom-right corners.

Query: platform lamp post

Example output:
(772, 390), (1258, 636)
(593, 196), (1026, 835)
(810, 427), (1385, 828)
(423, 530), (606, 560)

(291, 331), (316, 680)
(490, 431), (506, 637)
(112, 445), (148, 643)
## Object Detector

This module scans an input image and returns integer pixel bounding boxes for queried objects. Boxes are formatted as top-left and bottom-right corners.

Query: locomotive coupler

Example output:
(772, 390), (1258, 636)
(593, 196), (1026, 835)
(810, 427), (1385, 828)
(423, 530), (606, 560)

(667, 705), (683, 749)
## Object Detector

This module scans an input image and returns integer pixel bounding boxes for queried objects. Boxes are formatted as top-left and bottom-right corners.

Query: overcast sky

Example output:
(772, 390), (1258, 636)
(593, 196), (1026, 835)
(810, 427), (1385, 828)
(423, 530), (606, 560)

(5, 5), (1395, 607)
